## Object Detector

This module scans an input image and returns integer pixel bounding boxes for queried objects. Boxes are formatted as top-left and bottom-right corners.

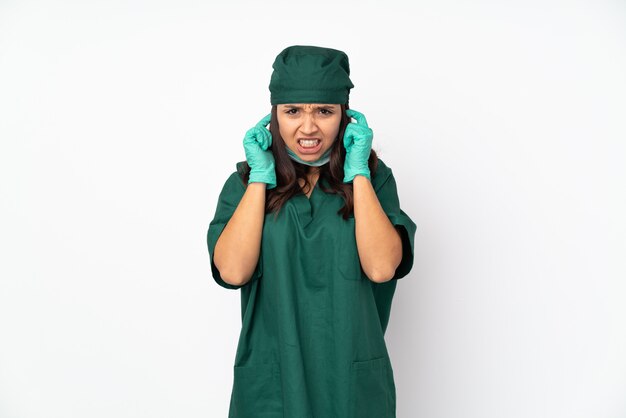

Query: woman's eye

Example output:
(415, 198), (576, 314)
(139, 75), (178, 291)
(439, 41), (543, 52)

(285, 109), (298, 115)
(320, 108), (333, 115)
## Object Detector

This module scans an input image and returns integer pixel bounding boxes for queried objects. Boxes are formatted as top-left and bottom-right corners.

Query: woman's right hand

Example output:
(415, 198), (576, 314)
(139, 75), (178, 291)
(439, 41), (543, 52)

(243, 114), (276, 189)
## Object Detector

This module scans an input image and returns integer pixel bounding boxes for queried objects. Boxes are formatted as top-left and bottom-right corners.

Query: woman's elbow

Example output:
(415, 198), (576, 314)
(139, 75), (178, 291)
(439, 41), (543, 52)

(364, 246), (403, 283)
(365, 265), (397, 283)
(215, 262), (253, 287)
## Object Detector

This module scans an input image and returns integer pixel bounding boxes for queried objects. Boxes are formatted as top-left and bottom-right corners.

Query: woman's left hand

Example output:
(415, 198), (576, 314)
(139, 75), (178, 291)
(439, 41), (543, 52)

(343, 109), (373, 183)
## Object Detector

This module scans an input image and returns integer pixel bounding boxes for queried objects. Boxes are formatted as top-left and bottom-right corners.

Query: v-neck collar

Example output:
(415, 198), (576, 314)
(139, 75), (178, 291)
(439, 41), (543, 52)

(293, 177), (328, 228)
(305, 179), (320, 200)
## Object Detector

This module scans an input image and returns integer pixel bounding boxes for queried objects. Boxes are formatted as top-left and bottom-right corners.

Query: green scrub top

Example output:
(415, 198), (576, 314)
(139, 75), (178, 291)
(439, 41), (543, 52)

(207, 158), (416, 418)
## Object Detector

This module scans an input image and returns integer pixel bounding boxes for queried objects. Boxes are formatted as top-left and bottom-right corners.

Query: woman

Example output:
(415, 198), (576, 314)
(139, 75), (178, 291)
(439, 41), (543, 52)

(207, 45), (416, 418)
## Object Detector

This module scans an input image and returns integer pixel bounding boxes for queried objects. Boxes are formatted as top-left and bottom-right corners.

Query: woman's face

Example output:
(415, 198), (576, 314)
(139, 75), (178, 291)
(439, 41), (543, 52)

(276, 103), (342, 162)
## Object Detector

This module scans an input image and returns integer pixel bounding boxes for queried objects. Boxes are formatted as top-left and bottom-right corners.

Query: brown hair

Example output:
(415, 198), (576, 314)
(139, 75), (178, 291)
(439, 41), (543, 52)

(242, 104), (378, 219)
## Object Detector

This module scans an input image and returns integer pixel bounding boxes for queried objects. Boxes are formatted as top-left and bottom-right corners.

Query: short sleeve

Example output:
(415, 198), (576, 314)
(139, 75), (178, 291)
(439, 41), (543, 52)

(206, 167), (263, 290)
(372, 159), (417, 280)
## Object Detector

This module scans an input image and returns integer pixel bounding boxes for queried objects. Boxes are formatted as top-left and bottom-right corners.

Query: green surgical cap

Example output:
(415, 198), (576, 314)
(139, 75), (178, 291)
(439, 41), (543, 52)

(269, 45), (354, 105)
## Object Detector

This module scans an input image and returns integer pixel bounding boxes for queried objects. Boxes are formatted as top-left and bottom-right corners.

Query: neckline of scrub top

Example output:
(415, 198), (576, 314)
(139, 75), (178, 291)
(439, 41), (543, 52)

(304, 179), (318, 200)
(293, 177), (327, 227)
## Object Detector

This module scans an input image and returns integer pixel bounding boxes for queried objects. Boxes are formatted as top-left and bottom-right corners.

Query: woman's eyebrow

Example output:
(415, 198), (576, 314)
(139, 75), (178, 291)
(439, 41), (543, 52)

(284, 105), (334, 109)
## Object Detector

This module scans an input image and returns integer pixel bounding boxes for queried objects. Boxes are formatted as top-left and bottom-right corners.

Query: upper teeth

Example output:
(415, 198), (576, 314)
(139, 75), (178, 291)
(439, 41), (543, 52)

(299, 139), (320, 147)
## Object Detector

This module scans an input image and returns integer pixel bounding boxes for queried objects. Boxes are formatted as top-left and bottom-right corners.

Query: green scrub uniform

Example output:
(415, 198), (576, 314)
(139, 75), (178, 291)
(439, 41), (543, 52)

(207, 158), (416, 418)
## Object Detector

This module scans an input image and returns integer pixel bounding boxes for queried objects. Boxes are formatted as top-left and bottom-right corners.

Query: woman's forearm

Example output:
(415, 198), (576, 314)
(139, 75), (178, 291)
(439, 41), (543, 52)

(214, 182), (266, 286)
(353, 175), (402, 283)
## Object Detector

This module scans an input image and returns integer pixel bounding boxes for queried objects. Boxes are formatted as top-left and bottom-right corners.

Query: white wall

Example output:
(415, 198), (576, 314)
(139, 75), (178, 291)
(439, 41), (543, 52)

(1, 1), (625, 417)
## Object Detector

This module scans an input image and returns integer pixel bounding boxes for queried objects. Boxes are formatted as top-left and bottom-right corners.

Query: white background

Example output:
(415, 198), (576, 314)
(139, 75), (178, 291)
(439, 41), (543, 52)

(1, 0), (625, 417)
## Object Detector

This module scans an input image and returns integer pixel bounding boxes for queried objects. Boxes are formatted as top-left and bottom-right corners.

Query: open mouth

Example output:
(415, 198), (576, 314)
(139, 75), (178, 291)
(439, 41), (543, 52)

(298, 139), (321, 148)
(296, 138), (323, 155)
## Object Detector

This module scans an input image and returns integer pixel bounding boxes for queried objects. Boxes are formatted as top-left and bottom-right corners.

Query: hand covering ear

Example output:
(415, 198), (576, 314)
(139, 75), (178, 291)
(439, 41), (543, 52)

(343, 109), (373, 182)
(243, 114), (276, 189)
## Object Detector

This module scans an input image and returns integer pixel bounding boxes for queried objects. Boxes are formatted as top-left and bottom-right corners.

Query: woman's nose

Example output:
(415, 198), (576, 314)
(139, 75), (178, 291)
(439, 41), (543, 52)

(300, 114), (318, 134)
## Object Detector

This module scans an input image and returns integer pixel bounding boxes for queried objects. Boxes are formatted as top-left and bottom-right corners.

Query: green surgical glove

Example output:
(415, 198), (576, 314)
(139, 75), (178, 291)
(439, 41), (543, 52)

(243, 114), (276, 189)
(343, 109), (373, 182)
